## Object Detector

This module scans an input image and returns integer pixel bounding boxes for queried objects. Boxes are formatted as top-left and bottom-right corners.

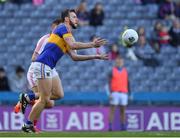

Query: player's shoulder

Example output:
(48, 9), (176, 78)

(56, 23), (66, 30)
(39, 34), (50, 40)
(56, 23), (70, 33)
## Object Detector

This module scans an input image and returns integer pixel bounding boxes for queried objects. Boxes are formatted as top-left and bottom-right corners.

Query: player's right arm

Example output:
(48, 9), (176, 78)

(67, 49), (108, 61)
(64, 36), (107, 50)
(60, 25), (107, 50)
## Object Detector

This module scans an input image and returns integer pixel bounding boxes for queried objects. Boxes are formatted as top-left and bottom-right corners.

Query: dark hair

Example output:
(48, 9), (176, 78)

(61, 9), (76, 22)
(16, 66), (24, 73)
(80, 0), (87, 3)
(0, 67), (5, 72)
(52, 18), (62, 25)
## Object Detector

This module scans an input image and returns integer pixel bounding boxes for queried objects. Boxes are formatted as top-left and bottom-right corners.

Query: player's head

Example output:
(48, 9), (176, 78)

(51, 18), (61, 32)
(115, 56), (124, 67)
(61, 9), (78, 29)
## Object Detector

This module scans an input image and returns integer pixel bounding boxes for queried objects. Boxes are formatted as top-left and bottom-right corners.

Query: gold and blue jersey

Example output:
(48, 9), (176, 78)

(36, 23), (72, 69)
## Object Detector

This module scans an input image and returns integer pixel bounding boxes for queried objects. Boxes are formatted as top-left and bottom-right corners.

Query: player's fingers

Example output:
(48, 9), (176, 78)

(95, 38), (106, 42)
(95, 37), (102, 41)
(94, 37), (101, 42)
(96, 38), (106, 42)
(97, 39), (107, 45)
(98, 39), (107, 43)
(101, 54), (109, 60)
(101, 40), (108, 45)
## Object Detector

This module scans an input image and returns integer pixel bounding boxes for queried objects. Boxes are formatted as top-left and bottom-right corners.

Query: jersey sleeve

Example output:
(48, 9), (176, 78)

(61, 25), (73, 39)
(60, 25), (74, 52)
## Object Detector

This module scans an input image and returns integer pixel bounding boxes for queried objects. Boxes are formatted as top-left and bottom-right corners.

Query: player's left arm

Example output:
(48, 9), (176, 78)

(63, 35), (107, 50)
(67, 48), (108, 61)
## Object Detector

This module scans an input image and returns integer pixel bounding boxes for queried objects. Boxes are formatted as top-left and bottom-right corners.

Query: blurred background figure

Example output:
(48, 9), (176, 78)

(85, 35), (106, 55)
(0, 67), (10, 91)
(108, 43), (120, 60)
(76, 0), (89, 26)
(158, 0), (177, 20)
(10, 66), (28, 92)
(137, 26), (147, 47)
(150, 21), (170, 52)
(158, 25), (170, 45)
(32, 0), (44, 6)
(89, 2), (105, 27)
(169, 18), (180, 47)
(135, 38), (159, 68)
(108, 56), (129, 131)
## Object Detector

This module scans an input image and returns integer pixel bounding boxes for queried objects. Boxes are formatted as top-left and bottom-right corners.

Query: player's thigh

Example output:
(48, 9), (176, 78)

(119, 93), (128, 106)
(33, 62), (53, 100)
(110, 92), (119, 106)
(52, 69), (64, 98)
(27, 63), (38, 90)
(37, 78), (52, 99)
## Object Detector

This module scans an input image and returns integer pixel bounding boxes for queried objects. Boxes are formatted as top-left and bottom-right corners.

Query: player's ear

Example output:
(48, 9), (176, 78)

(65, 17), (70, 22)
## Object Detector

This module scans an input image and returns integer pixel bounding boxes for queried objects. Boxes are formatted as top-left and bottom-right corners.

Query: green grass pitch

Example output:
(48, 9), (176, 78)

(1, 131), (180, 137)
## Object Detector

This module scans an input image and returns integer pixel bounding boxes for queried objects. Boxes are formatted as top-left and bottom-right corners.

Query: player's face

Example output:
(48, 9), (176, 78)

(69, 12), (78, 29)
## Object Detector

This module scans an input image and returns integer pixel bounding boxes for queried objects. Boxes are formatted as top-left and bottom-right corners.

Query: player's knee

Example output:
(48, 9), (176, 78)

(40, 96), (50, 105)
(54, 91), (64, 99)
(45, 100), (54, 108)
(59, 92), (64, 99)
(39, 98), (47, 105)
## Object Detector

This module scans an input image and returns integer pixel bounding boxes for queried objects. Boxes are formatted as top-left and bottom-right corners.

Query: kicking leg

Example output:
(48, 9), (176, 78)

(22, 78), (52, 133)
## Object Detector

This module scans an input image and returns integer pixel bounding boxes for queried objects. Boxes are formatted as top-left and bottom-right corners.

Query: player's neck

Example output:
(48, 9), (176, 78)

(64, 22), (72, 32)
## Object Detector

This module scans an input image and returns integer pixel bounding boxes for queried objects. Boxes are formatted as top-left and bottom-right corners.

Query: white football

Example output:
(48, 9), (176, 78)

(122, 29), (138, 46)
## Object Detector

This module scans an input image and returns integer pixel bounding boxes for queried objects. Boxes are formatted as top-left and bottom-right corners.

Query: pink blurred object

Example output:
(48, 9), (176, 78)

(134, 0), (141, 4)
(33, 0), (44, 6)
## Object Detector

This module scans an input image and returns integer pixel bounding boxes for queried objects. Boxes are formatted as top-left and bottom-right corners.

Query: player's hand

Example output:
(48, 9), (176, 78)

(93, 37), (107, 48)
(96, 54), (109, 60)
